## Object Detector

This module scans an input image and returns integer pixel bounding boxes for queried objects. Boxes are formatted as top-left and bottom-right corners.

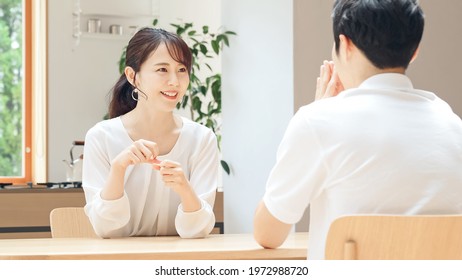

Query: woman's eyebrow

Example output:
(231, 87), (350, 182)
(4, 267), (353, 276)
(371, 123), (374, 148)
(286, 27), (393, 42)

(154, 62), (185, 66)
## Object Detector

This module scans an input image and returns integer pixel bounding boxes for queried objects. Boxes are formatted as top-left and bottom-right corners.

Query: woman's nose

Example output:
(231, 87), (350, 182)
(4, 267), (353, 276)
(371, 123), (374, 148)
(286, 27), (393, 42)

(168, 73), (179, 86)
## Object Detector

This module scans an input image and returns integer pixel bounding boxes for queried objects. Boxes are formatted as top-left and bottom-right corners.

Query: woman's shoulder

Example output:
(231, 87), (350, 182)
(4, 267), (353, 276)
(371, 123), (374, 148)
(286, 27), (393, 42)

(178, 117), (217, 148)
(177, 117), (218, 157)
(86, 117), (123, 139)
(180, 117), (214, 136)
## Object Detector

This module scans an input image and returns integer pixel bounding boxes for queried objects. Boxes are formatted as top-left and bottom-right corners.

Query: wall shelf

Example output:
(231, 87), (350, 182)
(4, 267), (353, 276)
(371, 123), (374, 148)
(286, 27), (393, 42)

(72, 0), (158, 48)
(80, 32), (132, 41)
(78, 13), (155, 19)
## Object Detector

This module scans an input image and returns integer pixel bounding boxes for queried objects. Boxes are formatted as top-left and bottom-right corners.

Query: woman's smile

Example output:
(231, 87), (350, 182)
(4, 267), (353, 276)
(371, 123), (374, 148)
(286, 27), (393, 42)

(161, 90), (179, 100)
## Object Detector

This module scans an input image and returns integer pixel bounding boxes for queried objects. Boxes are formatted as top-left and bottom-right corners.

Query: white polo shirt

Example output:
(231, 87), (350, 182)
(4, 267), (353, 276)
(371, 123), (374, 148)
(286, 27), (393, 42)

(264, 73), (462, 259)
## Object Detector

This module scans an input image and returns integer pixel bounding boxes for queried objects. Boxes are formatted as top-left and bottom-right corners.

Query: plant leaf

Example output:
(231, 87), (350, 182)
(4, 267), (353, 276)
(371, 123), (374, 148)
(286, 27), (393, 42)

(177, 27), (185, 35)
(180, 95), (189, 109)
(192, 96), (202, 111)
(200, 85), (207, 96)
(199, 44), (208, 55)
(191, 48), (199, 57)
(221, 160), (231, 175)
(222, 35), (229, 47)
(211, 40), (219, 55)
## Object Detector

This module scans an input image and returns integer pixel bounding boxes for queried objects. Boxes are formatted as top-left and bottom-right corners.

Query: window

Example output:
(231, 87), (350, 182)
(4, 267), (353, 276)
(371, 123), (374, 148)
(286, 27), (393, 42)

(0, 0), (32, 184)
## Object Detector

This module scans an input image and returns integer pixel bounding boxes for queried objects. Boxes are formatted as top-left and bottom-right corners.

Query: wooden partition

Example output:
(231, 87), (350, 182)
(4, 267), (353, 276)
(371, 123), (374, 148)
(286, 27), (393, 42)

(0, 188), (85, 238)
(0, 188), (224, 238)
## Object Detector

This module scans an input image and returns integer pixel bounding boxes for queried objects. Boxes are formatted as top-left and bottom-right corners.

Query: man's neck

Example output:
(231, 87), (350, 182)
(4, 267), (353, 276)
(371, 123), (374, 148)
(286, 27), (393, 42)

(351, 65), (406, 89)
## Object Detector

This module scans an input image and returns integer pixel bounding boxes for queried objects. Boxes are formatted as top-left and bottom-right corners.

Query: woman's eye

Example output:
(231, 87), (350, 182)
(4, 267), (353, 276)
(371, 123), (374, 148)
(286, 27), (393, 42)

(157, 68), (167, 72)
(178, 68), (187, 72)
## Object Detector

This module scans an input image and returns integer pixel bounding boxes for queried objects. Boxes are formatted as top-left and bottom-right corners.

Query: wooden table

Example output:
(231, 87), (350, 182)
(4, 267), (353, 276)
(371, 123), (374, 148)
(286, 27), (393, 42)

(0, 232), (308, 260)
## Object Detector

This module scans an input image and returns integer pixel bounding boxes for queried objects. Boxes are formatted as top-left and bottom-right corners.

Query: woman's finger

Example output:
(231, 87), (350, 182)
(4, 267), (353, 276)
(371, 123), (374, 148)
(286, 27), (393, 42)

(134, 142), (153, 160)
(159, 160), (180, 169)
(140, 139), (159, 159)
(150, 158), (162, 170)
(129, 145), (145, 161)
(159, 166), (182, 176)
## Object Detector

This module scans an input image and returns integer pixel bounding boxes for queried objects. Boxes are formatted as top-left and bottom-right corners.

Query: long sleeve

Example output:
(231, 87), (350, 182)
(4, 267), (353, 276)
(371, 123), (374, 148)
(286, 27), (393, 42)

(174, 128), (219, 238)
(82, 123), (131, 238)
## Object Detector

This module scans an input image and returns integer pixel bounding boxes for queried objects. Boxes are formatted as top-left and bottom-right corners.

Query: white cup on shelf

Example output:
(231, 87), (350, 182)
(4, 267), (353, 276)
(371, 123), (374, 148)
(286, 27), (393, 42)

(87, 19), (101, 33)
(109, 24), (123, 35)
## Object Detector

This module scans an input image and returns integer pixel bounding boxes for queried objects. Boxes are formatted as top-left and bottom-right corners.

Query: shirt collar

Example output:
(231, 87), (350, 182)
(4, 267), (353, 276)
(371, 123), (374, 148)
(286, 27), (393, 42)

(358, 73), (414, 91)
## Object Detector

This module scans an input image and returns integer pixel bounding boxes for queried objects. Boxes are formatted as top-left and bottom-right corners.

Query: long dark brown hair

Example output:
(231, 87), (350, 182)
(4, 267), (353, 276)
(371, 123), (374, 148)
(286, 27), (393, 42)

(108, 27), (192, 118)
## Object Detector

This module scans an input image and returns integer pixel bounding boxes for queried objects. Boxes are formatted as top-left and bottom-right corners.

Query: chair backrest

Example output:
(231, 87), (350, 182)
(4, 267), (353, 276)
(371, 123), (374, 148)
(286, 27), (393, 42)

(325, 214), (462, 260)
(49, 207), (99, 238)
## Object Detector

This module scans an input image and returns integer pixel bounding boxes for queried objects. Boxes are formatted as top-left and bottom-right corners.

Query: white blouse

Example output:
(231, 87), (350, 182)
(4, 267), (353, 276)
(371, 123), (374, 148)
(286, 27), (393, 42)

(82, 116), (219, 238)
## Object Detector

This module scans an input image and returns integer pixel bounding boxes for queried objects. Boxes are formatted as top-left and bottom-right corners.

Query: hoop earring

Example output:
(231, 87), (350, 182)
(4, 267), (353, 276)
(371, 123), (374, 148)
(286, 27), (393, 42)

(131, 89), (138, 101)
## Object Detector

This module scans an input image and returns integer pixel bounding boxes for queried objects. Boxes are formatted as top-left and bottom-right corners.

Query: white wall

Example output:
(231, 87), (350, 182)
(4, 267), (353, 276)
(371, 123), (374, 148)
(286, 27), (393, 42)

(407, 0), (462, 117)
(292, 0), (332, 231)
(293, 0), (332, 111)
(48, 0), (123, 182)
(47, 0), (221, 182)
(221, 0), (294, 233)
(292, 0), (462, 116)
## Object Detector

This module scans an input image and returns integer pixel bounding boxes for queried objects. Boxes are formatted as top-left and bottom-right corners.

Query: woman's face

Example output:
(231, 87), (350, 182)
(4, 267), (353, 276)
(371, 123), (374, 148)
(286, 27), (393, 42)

(134, 42), (189, 112)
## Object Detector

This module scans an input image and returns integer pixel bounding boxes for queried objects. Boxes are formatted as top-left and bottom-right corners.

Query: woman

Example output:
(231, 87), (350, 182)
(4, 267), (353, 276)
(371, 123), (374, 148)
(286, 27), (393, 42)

(82, 27), (219, 238)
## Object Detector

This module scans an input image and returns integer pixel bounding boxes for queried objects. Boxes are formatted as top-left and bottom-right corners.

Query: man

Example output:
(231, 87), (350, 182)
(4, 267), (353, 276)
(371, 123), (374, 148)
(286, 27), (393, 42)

(254, 0), (462, 259)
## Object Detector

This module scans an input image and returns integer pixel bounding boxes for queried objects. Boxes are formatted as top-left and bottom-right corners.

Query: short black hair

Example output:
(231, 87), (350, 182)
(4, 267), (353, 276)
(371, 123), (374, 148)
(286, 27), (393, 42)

(332, 0), (424, 69)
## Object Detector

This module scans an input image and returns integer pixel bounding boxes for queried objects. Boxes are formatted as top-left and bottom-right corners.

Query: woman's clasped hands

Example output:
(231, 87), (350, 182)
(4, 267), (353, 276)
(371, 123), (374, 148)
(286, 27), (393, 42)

(112, 139), (190, 192)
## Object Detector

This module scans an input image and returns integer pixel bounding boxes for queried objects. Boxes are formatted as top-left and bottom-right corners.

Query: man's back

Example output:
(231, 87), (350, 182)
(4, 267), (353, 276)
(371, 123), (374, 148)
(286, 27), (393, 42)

(254, 0), (462, 259)
(292, 73), (462, 258)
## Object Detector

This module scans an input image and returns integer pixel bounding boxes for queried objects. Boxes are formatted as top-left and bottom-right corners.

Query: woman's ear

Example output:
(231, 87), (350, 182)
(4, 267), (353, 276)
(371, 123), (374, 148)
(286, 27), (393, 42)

(124, 66), (136, 86)
(410, 46), (420, 64)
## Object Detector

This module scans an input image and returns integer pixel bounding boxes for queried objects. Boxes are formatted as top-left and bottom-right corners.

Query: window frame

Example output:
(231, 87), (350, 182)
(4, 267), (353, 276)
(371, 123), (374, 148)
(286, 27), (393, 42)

(0, 0), (32, 184)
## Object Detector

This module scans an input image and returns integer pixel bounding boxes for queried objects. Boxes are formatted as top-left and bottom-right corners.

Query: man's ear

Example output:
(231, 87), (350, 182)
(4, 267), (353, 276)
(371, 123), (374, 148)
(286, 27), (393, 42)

(410, 46), (420, 64)
(124, 66), (136, 86)
(338, 34), (354, 61)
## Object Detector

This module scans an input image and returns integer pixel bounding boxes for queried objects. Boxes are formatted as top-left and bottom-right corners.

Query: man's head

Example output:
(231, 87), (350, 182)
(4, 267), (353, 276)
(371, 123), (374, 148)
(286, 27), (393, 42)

(332, 0), (424, 69)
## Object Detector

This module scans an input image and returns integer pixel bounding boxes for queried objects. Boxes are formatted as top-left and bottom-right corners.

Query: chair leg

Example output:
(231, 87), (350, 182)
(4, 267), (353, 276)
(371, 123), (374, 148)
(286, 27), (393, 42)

(344, 240), (357, 260)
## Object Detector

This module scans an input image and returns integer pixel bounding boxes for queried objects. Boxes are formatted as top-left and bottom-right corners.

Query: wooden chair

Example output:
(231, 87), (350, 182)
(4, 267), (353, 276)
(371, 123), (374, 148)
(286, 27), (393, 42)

(325, 214), (462, 260)
(50, 195), (224, 237)
(49, 207), (99, 238)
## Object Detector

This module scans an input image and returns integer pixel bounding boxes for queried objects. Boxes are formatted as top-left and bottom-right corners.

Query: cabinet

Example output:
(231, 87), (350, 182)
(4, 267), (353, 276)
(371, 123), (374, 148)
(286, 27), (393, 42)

(0, 188), (224, 238)
(73, 0), (159, 45)
(0, 188), (86, 239)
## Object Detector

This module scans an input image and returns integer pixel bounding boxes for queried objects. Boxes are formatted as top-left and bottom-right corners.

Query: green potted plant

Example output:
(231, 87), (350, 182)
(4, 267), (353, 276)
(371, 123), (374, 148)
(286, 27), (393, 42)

(118, 20), (236, 175)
